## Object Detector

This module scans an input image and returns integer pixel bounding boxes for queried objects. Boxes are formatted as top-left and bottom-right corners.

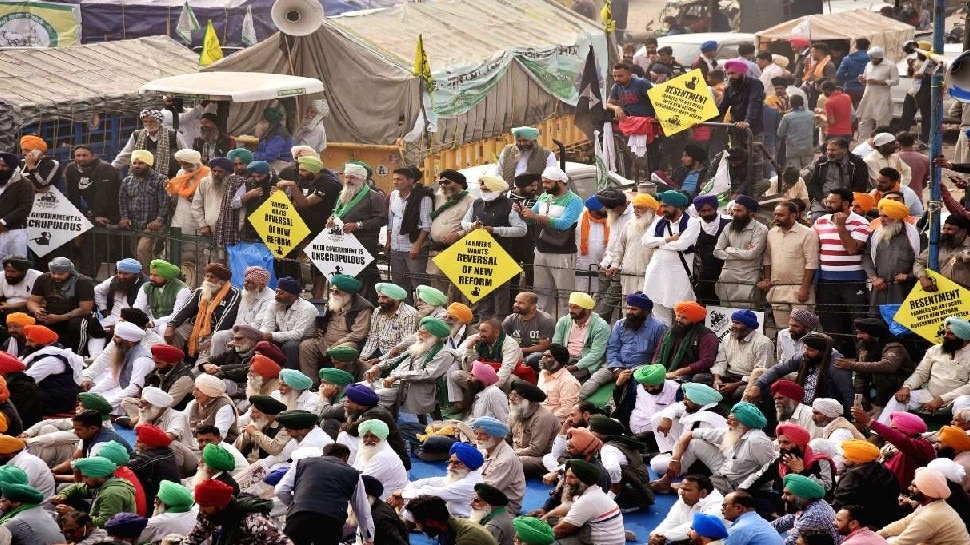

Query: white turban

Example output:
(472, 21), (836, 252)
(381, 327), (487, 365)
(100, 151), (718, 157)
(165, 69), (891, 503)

(811, 398), (843, 419)
(541, 165), (568, 182)
(344, 163), (368, 180)
(310, 99), (330, 118)
(173, 149), (202, 165)
(928, 458), (967, 483)
(290, 145), (316, 159)
(142, 386), (174, 408)
(808, 438), (842, 459)
(194, 374), (226, 397)
(952, 395), (970, 414)
(290, 446), (322, 462)
(114, 322), (146, 343)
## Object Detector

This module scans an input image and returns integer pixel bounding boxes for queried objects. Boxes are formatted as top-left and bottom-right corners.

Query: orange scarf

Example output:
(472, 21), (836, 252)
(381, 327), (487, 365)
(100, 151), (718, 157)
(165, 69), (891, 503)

(0, 376), (10, 403)
(579, 211), (610, 256)
(166, 166), (210, 199)
(187, 281), (231, 356)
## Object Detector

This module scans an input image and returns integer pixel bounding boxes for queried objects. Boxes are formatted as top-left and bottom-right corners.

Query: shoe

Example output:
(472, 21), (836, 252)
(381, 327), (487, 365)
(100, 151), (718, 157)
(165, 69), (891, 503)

(114, 416), (132, 429)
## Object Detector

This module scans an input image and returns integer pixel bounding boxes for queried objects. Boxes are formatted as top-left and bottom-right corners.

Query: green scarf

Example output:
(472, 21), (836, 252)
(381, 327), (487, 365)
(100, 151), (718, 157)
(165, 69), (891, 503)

(332, 186), (371, 220)
(480, 506), (507, 525)
(536, 190), (577, 208)
(429, 190), (468, 220)
(384, 342), (445, 374)
(655, 325), (700, 371)
(0, 503), (38, 524)
(475, 332), (507, 361)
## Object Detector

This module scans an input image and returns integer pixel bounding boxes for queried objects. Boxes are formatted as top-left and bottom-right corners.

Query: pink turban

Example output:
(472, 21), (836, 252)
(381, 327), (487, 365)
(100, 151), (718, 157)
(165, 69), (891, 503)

(890, 411), (927, 435)
(914, 468), (951, 499)
(244, 266), (270, 285)
(471, 361), (499, 387)
(723, 60), (748, 75)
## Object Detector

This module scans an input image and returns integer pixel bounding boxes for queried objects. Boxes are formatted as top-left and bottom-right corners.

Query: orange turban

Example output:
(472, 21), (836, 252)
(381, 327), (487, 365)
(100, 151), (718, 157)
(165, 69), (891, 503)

(5, 313), (34, 327)
(0, 376), (10, 404)
(0, 435), (24, 455)
(877, 198), (910, 220)
(566, 427), (603, 456)
(632, 193), (660, 211)
(23, 325), (58, 345)
(939, 425), (970, 451)
(19, 135), (47, 153)
(853, 193), (875, 213)
(447, 303), (473, 325)
(674, 301), (707, 324)
(841, 439), (880, 464)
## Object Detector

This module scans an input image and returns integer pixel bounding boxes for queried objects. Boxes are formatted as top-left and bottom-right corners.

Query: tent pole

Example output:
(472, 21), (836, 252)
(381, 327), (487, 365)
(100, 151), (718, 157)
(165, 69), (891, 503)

(929, 0), (945, 271)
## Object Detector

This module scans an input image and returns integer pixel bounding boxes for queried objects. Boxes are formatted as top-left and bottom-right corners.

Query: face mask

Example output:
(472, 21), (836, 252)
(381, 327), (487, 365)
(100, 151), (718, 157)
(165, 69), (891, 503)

(481, 191), (500, 202)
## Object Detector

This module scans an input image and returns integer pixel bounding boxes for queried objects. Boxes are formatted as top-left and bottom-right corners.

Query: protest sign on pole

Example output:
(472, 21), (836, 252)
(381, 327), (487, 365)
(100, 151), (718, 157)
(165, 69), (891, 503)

(647, 68), (720, 136)
(431, 229), (522, 303)
(27, 187), (92, 257)
(304, 228), (374, 278)
(249, 190), (310, 259)
(893, 270), (970, 343)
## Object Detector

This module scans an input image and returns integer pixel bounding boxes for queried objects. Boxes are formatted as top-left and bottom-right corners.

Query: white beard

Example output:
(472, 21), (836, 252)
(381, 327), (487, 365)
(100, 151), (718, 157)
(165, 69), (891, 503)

(139, 406), (163, 425)
(877, 219), (904, 242)
(562, 482), (587, 504)
(339, 180), (364, 204)
(246, 374), (265, 397)
(445, 466), (470, 484)
(250, 415), (268, 431)
(407, 336), (438, 358)
(720, 427), (742, 456)
(279, 389), (301, 410)
(191, 465), (211, 489)
(200, 280), (221, 302)
(328, 293), (351, 313)
(476, 437), (500, 451)
(629, 212), (654, 235)
(152, 503), (167, 517)
(469, 506), (492, 523)
(241, 286), (261, 306)
(509, 400), (531, 421)
(356, 442), (381, 468)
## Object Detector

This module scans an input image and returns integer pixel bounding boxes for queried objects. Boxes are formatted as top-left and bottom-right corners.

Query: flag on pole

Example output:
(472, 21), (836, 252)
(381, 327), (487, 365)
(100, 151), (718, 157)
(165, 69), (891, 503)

(175, 1), (200, 44)
(413, 34), (435, 91)
(574, 45), (605, 143)
(199, 20), (223, 66)
(242, 6), (256, 47)
(600, 0), (615, 33)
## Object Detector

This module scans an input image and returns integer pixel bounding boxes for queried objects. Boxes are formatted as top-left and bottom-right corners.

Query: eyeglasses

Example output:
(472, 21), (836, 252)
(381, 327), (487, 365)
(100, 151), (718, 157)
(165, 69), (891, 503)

(231, 336), (246, 342)
(437, 179), (453, 186)
(470, 496), (485, 504)
(446, 458), (464, 466)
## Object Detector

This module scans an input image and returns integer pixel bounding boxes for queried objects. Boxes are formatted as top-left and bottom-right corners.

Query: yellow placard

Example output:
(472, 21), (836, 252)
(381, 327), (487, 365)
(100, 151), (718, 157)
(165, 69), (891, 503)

(248, 190), (311, 259)
(432, 229), (523, 304)
(893, 270), (970, 343)
(646, 68), (720, 136)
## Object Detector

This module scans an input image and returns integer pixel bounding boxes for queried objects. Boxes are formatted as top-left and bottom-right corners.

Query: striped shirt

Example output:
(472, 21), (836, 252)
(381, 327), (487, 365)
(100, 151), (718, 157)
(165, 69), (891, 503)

(813, 213), (869, 281)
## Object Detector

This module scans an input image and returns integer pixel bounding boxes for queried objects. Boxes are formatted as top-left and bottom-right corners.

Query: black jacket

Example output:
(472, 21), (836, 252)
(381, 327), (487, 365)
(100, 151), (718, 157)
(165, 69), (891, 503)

(128, 446), (181, 506)
(805, 153), (870, 202)
(719, 76), (766, 135)
(833, 460), (901, 529)
(0, 178), (34, 230)
(64, 158), (122, 223)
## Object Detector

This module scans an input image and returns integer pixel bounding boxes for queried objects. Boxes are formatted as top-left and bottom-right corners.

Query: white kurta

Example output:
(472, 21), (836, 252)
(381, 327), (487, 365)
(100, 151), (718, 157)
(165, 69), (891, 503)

(353, 442), (409, 500)
(90, 354), (155, 408)
(140, 507), (199, 544)
(641, 215), (701, 308)
(651, 402), (728, 452)
(856, 61), (899, 126)
(402, 471), (484, 517)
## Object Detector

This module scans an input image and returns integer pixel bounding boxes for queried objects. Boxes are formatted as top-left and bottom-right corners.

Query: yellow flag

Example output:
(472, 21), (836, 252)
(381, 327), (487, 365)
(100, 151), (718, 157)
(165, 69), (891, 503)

(600, 0), (615, 32)
(199, 20), (223, 67)
(413, 34), (434, 90)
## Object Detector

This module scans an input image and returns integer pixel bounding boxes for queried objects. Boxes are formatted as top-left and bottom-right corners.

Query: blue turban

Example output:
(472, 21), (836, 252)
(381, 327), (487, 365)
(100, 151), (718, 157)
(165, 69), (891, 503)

(105, 512), (149, 538)
(692, 513), (728, 539)
(276, 276), (302, 296)
(471, 416), (509, 438)
(116, 258), (142, 274)
(700, 41), (719, 53)
(734, 194), (760, 212)
(247, 161), (271, 174)
(692, 195), (718, 210)
(658, 190), (689, 208)
(946, 317), (970, 341)
(626, 292), (653, 311)
(731, 402), (767, 429)
(449, 442), (484, 470)
(683, 383), (722, 406)
(511, 126), (540, 140)
(731, 309), (759, 329)
(584, 195), (605, 212)
(345, 384), (379, 406)
(209, 157), (233, 171)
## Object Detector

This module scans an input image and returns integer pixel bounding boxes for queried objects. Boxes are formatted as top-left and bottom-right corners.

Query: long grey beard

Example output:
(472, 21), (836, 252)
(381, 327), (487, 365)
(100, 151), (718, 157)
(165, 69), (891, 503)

(338, 181), (364, 204)
(139, 406), (163, 424)
(877, 220), (904, 243)
(469, 507), (491, 523)
(246, 375), (265, 398)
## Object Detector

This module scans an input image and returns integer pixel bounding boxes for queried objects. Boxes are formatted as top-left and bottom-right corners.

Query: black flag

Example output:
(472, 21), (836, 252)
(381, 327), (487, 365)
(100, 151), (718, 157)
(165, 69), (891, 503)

(575, 45), (608, 143)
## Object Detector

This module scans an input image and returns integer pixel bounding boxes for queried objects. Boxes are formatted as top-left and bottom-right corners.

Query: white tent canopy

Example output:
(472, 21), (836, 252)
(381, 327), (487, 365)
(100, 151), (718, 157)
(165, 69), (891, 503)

(756, 9), (915, 62)
(139, 72), (325, 102)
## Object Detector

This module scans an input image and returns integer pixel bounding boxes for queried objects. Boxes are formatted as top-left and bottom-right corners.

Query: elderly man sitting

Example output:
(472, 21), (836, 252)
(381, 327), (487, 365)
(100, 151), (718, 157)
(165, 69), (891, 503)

(771, 380), (815, 432)
(254, 276), (317, 369)
(84, 322), (154, 412)
(650, 384), (727, 477)
(472, 416), (526, 515)
(206, 266), (274, 360)
(461, 361), (509, 424)
(392, 442), (484, 517)
(711, 309), (775, 402)
(652, 301), (718, 385)
(352, 419), (408, 500)
(810, 398), (864, 443)
(510, 381), (560, 478)
(183, 374), (239, 443)
(163, 263), (240, 358)
(274, 369), (318, 413)
(449, 319), (523, 412)
(130, 386), (196, 474)
(656, 402), (775, 495)
(298, 274), (373, 384)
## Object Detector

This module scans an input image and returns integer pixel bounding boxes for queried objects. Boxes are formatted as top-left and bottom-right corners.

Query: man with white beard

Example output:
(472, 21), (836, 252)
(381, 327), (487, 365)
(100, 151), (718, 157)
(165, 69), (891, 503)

(199, 324), (263, 393)
(650, 383), (727, 477)
(255, 276), (316, 368)
(205, 266), (274, 361)
(655, 401), (775, 495)
(327, 162), (387, 303)
(426, 169), (475, 295)
(337, 384), (411, 470)
(244, 349), (283, 399)
(352, 419), (408, 501)
(368, 317), (458, 417)
(601, 193), (657, 305)
(392, 441), (484, 517)
(163, 263), (240, 358)
(298, 274), (372, 385)
(135, 386), (197, 475)
(509, 382), (560, 478)
(166, 149), (210, 288)
(472, 415), (526, 515)
(275, 369), (318, 413)
(118, 344), (193, 428)
(770, 380), (816, 432)
(862, 195), (919, 315)
(139, 480), (198, 543)
(234, 395), (290, 466)
(470, 483), (515, 545)
(292, 99), (329, 153)
(86, 321), (154, 411)
(191, 157), (233, 253)
(588, 189), (631, 322)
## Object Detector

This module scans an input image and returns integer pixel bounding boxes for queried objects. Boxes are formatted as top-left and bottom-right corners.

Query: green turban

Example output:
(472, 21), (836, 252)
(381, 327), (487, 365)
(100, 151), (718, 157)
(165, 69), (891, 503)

(511, 126), (540, 140)
(73, 456), (118, 479)
(97, 441), (131, 466)
(275, 410), (319, 430)
(513, 516), (555, 545)
(298, 156), (323, 174)
(657, 190), (689, 208)
(0, 466), (27, 486)
(731, 401), (767, 429)
(331, 274), (362, 294)
(326, 345), (360, 363)
(150, 259), (181, 281)
(783, 474), (826, 500)
(0, 482), (42, 504)
(420, 316), (451, 339)
(375, 283), (407, 301)
(634, 364), (666, 386)
(359, 419), (390, 440)
(566, 459), (601, 486)
(682, 383), (722, 407)
(319, 367), (355, 386)
(157, 480), (194, 513)
(78, 392), (112, 419)
(201, 444), (236, 472)
(227, 148), (253, 164)
(263, 107), (284, 124)
(415, 284), (447, 307)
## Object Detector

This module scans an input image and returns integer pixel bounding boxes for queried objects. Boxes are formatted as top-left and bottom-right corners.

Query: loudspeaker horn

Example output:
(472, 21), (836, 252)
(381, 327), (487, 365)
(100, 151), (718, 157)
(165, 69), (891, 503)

(271, 0), (324, 36)
(947, 50), (970, 102)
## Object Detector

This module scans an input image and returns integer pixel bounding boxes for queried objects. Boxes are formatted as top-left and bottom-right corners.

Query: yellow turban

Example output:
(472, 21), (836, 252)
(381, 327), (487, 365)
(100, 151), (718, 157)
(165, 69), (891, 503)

(5, 313), (34, 327)
(841, 439), (880, 464)
(131, 150), (155, 166)
(568, 292), (596, 310)
(479, 176), (509, 193)
(877, 198), (909, 220)
(632, 193), (659, 211)
(939, 425), (970, 451)
(0, 435), (24, 455)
